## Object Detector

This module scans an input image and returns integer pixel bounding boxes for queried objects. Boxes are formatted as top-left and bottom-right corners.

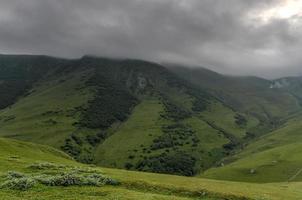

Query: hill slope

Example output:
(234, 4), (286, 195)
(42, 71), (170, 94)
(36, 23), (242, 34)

(202, 113), (302, 183)
(0, 55), (260, 176)
(169, 65), (301, 131)
(0, 137), (301, 200)
(168, 65), (302, 183)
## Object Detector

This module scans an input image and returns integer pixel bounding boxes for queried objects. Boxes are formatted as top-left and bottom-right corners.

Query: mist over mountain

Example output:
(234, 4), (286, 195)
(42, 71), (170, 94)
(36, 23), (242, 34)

(1, 0), (302, 78)
(1, 0), (302, 199)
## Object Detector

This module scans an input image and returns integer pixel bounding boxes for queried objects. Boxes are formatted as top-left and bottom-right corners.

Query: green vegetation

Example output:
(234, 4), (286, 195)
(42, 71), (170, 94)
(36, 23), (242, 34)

(136, 151), (197, 176)
(2, 55), (302, 198)
(0, 55), (264, 175)
(0, 68), (92, 148)
(94, 98), (166, 169)
(0, 137), (301, 200)
(202, 114), (302, 183)
(80, 73), (138, 129)
(169, 65), (301, 122)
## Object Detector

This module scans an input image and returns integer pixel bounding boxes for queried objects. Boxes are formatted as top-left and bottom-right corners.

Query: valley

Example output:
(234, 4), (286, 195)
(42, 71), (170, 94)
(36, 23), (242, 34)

(0, 55), (302, 199)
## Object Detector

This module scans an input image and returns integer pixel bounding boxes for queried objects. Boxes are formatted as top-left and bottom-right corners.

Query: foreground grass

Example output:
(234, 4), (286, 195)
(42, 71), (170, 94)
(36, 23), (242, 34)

(0, 137), (301, 199)
(102, 168), (302, 200)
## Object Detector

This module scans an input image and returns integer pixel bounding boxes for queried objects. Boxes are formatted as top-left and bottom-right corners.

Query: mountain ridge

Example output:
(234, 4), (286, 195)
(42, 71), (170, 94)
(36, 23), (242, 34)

(0, 54), (302, 183)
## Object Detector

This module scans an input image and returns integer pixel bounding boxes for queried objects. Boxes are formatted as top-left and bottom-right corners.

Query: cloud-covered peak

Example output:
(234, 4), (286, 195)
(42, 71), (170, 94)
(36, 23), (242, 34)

(0, 0), (302, 78)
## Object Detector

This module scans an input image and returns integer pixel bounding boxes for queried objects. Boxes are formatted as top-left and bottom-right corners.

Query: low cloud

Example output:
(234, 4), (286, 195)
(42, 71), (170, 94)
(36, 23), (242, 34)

(0, 0), (301, 78)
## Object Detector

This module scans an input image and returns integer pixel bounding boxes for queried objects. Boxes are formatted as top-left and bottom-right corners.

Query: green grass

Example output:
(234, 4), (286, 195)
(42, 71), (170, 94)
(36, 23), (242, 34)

(200, 101), (259, 138)
(94, 97), (236, 173)
(170, 66), (301, 120)
(184, 116), (229, 170)
(94, 98), (166, 168)
(0, 63), (257, 175)
(202, 114), (302, 182)
(0, 136), (301, 200)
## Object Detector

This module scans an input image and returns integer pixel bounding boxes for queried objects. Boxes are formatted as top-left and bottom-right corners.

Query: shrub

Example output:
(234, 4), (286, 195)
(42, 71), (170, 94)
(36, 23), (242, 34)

(150, 123), (198, 151)
(86, 134), (101, 146)
(28, 162), (64, 170)
(6, 171), (25, 179)
(1, 177), (36, 191)
(235, 114), (247, 127)
(125, 163), (133, 170)
(1, 167), (119, 190)
(34, 172), (119, 187)
(39, 172), (83, 186)
(161, 99), (191, 121)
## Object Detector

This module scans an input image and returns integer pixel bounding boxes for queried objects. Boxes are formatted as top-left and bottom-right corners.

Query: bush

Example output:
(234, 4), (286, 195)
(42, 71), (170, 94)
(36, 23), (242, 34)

(150, 123), (198, 150)
(6, 171), (25, 179)
(125, 163), (133, 170)
(161, 99), (191, 121)
(235, 114), (247, 127)
(35, 172), (119, 187)
(28, 162), (65, 170)
(1, 177), (36, 191)
(38, 172), (83, 186)
(1, 168), (119, 190)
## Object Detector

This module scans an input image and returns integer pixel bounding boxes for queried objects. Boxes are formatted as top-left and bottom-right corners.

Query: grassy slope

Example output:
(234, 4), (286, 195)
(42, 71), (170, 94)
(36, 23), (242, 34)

(0, 137), (300, 200)
(0, 69), (93, 148)
(0, 57), (258, 174)
(200, 101), (259, 138)
(202, 114), (302, 183)
(95, 98), (166, 168)
(169, 66), (301, 120)
(94, 96), (251, 172)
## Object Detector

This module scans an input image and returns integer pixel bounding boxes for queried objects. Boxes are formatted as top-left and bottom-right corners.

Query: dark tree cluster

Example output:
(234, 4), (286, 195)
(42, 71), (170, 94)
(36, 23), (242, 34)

(151, 123), (199, 150)
(86, 131), (107, 147)
(80, 74), (138, 129)
(161, 99), (191, 121)
(61, 132), (98, 164)
(61, 137), (81, 158)
(135, 151), (197, 176)
(235, 114), (247, 127)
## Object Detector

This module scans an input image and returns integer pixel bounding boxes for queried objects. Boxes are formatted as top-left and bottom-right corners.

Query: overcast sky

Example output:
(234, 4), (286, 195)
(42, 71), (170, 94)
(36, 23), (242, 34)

(0, 0), (302, 78)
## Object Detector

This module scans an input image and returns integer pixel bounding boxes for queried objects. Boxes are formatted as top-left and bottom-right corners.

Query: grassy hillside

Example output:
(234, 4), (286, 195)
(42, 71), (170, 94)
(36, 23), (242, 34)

(169, 65), (301, 126)
(0, 137), (301, 200)
(94, 94), (258, 175)
(0, 55), (260, 176)
(202, 113), (302, 183)
(2, 55), (302, 198)
(0, 67), (93, 147)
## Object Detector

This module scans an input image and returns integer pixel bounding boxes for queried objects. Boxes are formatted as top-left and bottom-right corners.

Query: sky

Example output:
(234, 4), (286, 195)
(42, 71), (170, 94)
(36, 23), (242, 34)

(0, 0), (302, 78)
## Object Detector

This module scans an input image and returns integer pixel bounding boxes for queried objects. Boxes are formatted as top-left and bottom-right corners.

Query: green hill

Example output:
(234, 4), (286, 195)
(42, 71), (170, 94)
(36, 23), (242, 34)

(2, 55), (302, 198)
(0, 137), (301, 200)
(0, 55), (261, 176)
(202, 113), (302, 183)
(167, 66), (302, 183)
(169, 65), (301, 129)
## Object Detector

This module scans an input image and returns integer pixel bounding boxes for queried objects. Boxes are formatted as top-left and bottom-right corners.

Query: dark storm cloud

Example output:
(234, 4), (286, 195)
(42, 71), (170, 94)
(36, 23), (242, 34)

(0, 0), (301, 78)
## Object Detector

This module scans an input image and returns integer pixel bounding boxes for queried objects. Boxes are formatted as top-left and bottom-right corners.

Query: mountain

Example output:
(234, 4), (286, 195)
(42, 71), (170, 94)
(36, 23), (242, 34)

(2, 54), (302, 198)
(169, 65), (301, 133)
(168, 65), (302, 183)
(0, 55), (258, 177)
